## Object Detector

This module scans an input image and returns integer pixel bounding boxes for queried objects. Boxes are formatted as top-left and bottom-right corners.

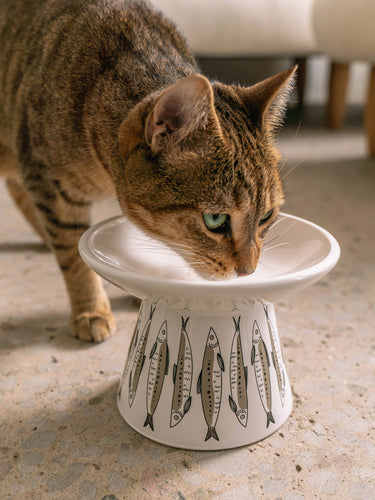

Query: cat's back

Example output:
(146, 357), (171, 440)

(0, 0), (189, 60)
(0, 0), (195, 149)
(0, 0), (194, 94)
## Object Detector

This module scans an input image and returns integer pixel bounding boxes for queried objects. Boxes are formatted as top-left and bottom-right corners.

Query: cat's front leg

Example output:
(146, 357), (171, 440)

(26, 176), (116, 342)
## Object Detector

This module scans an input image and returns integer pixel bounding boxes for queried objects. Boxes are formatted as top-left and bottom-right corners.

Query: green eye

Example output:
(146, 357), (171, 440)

(203, 213), (230, 233)
(259, 209), (274, 226)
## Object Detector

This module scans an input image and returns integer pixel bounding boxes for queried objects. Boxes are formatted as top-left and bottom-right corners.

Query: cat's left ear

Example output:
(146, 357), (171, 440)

(237, 66), (297, 134)
(145, 74), (215, 152)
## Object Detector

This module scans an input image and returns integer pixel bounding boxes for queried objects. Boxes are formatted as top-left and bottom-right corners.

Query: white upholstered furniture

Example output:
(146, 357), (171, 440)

(151, 0), (318, 106)
(151, 0), (316, 57)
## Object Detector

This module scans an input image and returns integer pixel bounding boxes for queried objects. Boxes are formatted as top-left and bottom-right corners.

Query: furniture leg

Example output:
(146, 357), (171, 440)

(294, 57), (307, 107)
(365, 65), (375, 156)
(327, 62), (349, 129)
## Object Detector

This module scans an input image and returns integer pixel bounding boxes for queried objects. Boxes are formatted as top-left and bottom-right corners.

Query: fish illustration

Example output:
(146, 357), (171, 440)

(229, 317), (248, 427)
(251, 320), (275, 428)
(265, 306), (286, 407)
(118, 303), (144, 402)
(197, 327), (225, 441)
(170, 317), (193, 428)
(128, 304), (156, 407)
(144, 320), (169, 431)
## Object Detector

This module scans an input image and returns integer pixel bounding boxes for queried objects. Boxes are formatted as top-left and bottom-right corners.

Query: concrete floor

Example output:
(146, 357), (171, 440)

(1, 114), (375, 499)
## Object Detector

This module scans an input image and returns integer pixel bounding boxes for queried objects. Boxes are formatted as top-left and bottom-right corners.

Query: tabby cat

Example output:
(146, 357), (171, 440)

(0, 0), (295, 342)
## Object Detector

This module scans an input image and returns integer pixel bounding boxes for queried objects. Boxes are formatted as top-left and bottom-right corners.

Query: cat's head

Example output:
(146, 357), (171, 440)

(117, 67), (296, 279)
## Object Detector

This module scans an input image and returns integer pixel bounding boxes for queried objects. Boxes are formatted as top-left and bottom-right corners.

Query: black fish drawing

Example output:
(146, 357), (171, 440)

(128, 304), (155, 407)
(229, 316), (248, 427)
(197, 327), (225, 441)
(170, 317), (193, 428)
(265, 306), (286, 407)
(251, 320), (275, 428)
(144, 320), (169, 431)
(118, 303), (144, 402)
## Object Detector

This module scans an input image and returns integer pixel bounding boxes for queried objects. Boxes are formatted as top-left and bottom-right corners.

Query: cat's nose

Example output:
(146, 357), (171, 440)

(234, 242), (260, 277)
(235, 267), (254, 277)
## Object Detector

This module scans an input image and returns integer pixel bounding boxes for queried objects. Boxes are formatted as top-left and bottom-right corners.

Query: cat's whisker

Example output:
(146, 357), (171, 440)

(139, 235), (194, 254)
(264, 235), (279, 247)
(278, 119), (303, 176)
(122, 234), (194, 254)
(280, 156), (308, 182)
(168, 242), (196, 252)
(261, 241), (291, 253)
(257, 259), (284, 271)
(126, 240), (205, 269)
(201, 269), (219, 281)
(268, 215), (287, 231)
(293, 118), (303, 141)
(131, 247), (198, 264)
(157, 263), (202, 271)
(264, 220), (297, 247)
(278, 156), (288, 173)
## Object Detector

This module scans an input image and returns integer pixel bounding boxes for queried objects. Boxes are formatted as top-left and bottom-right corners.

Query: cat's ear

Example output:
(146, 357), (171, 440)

(238, 66), (297, 134)
(145, 74), (214, 151)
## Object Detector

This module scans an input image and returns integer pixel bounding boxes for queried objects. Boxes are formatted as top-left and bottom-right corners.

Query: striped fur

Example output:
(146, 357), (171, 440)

(0, 0), (295, 341)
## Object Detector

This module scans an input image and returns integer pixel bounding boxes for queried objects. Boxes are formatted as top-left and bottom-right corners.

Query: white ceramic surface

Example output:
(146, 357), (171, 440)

(79, 213), (340, 309)
(79, 213), (340, 450)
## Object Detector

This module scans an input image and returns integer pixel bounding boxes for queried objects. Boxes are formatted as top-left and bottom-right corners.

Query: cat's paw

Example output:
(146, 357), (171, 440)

(70, 311), (116, 342)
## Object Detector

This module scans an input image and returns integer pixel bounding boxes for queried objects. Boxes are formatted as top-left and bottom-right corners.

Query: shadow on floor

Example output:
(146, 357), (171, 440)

(0, 241), (49, 253)
(0, 295), (139, 354)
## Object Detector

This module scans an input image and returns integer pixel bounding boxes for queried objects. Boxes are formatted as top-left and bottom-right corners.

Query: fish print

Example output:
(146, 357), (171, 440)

(144, 320), (169, 431)
(229, 316), (248, 427)
(197, 327), (225, 441)
(265, 306), (286, 407)
(251, 320), (275, 428)
(128, 304), (156, 408)
(170, 317), (193, 428)
(118, 303), (144, 402)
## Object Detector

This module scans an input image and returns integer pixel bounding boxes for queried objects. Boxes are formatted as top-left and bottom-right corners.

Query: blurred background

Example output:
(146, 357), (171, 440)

(153, 0), (375, 154)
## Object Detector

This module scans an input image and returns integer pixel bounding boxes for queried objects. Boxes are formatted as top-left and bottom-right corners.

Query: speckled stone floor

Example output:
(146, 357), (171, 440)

(1, 113), (374, 499)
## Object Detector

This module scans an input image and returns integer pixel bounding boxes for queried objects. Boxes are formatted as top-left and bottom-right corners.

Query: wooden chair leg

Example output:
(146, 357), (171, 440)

(365, 65), (375, 157)
(327, 62), (349, 129)
(294, 57), (307, 107)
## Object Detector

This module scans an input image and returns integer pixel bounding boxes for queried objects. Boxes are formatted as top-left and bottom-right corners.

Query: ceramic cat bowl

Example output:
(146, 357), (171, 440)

(79, 213), (340, 450)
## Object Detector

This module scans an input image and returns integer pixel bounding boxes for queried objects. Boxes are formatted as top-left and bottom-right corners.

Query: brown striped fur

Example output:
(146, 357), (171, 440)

(0, 0), (295, 342)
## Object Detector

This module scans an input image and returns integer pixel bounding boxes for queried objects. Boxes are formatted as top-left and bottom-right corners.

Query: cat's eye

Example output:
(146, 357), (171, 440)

(259, 209), (274, 226)
(203, 213), (230, 233)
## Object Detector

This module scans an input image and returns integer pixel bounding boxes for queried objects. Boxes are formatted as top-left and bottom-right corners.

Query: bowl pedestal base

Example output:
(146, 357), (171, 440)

(117, 298), (293, 450)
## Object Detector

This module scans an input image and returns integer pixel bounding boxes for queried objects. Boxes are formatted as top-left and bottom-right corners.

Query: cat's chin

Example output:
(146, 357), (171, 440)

(191, 267), (239, 282)
(193, 266), (258, 281)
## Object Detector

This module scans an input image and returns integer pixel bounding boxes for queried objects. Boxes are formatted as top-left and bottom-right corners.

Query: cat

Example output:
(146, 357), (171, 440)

(0, 0), (295, 342)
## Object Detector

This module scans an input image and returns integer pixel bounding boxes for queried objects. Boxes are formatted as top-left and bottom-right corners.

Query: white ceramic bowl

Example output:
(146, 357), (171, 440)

(79, 213), (340, 308)
(79, 213), (340, 450)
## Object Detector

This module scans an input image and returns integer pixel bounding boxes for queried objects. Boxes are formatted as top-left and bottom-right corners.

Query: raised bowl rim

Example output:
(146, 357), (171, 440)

(79, 213), (340, 301)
